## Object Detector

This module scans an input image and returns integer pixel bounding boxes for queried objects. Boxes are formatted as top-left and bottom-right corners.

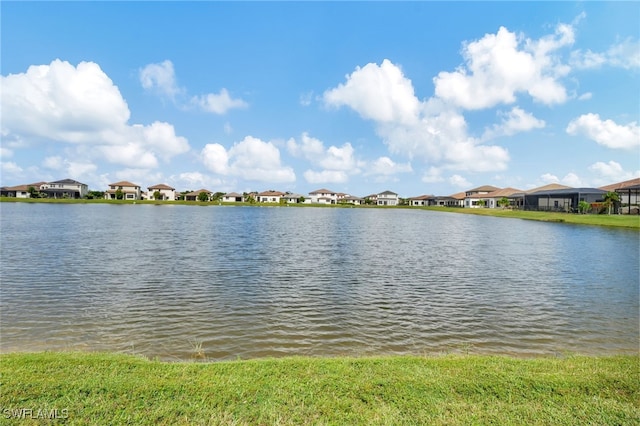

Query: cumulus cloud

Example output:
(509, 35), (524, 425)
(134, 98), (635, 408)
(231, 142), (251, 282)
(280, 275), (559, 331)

(540, 172), (585, 187)
(434, 23), (573, 110)
(303, 170), (349, 184)
(566, 113), (640, 149)
(324, 59), (420, 125)
(0, 59), (190, 170)
(588, 160), (640, 185)
(571, 38), (640, 70)
(323, 61), (510, 173)
(366, 157), (413, 176)
(201, 136), (295, 183)
(482, 107), (545, 140)
(449, 174), (472, 188)
(288, 133), (364, 184)
(139, 60), (182, 99)
(421, 167), (444, 183)
(191, 89), (248, 115)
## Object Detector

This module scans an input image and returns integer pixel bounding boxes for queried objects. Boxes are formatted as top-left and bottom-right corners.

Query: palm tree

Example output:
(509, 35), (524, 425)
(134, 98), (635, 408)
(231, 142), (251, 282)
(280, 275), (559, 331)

(603, 191), (619, 215)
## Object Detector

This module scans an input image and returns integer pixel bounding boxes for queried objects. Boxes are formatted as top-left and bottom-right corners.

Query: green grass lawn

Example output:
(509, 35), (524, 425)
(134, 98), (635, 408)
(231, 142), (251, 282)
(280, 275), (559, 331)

(1, 352), (638, 425)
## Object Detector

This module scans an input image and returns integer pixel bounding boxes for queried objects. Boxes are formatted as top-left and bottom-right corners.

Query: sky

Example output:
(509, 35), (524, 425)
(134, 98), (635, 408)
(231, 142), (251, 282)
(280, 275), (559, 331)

(1, 1), (639, 197)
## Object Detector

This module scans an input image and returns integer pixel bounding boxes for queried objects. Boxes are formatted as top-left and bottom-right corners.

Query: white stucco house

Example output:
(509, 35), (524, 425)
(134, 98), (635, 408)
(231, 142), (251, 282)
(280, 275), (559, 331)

(377, 190), (399, 206)
(40, 179), (89, 199)
(309, 188), (338, 204)
(147, 184), (176, 201)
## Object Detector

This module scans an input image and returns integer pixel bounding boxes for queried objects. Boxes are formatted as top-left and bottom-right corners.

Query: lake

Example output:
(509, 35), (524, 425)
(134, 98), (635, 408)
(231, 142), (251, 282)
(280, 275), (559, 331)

(1, 203), (638, 360)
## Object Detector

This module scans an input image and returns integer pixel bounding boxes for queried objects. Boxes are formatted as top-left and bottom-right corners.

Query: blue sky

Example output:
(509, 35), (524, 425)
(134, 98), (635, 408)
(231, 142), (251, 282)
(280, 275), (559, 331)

(1, 1), (639, 197)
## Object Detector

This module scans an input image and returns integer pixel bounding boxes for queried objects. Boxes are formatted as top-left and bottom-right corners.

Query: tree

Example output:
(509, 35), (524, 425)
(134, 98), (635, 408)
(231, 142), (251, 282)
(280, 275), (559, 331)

(27, 186), (39, 198)
(298, 196), (305, 203)
(197, 191), (209, 202)
(498, 197), (510, 209)
(115, 189), (124, 200)
(153, 190), (162, 200)
(578, 200), (591, 214)
(212, 192), (225, 202)
(603, 191), (620, 215)
(476, 199), (486, 207)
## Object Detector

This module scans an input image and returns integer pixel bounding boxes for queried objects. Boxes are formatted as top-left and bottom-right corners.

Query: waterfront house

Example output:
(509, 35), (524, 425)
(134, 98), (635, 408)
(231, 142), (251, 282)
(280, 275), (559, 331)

(282, 193), (304, 204)
(257, 190), (285, 203)
(471, 187), (522, 208)
(0, 182), (48, 198)
(105, 181), (141, 200)
(600, 178), (640, 213)
(147, 184), (176, 201)
(341, 195), (364, 205)
(508, 184), (571, 209)
(523, 187), (606, 212)
(184, 189), (213, 201)
(377, 190), (399, 206)
(430, 193), (464, 207)
(464, 185), (501, 208)
(222, 192), (245, 202)
(39, 179), (89, 199)
(309, 188), (338, 204)
(408, 195), (433, 206)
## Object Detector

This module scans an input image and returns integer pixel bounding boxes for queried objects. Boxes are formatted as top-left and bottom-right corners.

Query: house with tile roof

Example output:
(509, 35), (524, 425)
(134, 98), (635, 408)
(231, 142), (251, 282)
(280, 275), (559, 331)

(222, 192), (245, 202)
(0, 182), (48, 198)
(184, 189), (213, 201)
(408, 195), (433, 206)
(257, 190), (285, 203)
(147, 184), (176, 201)
(600, 178), (640, 212)
(463, 185), (501, 208)
(105, 181), (141, 200)
(309, 188), (338, 204)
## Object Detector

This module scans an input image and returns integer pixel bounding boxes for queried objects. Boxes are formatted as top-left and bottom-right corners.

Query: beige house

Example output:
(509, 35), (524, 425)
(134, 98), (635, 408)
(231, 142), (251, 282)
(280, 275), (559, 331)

(257, 190), (285, 203)
(0, 182), (47, 198)
(105, 181), (141, 200)
(464, 185), (501, 208)
(184, 189), (213, 201)
(222, 192), (245, 202)
(147, 184), (176, 201)
(408, 195), (433, 206)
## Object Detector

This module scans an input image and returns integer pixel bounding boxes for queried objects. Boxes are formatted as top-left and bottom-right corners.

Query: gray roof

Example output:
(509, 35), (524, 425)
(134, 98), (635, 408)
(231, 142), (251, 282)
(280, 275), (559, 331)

(525, 187), (607, 197)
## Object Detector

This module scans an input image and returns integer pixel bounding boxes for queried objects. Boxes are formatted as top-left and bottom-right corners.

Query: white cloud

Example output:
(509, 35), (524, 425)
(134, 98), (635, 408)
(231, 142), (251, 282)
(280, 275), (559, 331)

(434, 23), (573, 109)
(191, 89), (248, 115)
(323, 61), (510, 173)
(174, 172), (224, 190)
(299, 91), (313, 106)
(139, 60), (182, 99)
(43, 156), (64, 170)
(201, 136), (295, 183)
(577, 92), (592, 101)
(539, 172), (585, 187)
(449, 174), (472, 188)
(571, 38), (640, 70)
(588, 161), (640, 185)
(366, 157), (413, 176)
(288, 133), (363, 184)
(0, 147), (13, 159)
(421, 167), (444, 183)
(482, 107), (545, 139)
(303, 170), (349, 184)
(566, 113), (640, 149)
(0, 60), (191, 170)
(323, 59), (420, 125)
(1, 161), (24, 176)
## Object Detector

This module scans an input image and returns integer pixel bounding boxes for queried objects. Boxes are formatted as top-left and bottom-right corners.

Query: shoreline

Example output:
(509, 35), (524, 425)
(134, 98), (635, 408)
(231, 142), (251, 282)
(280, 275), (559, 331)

(2, 197), (639, 229)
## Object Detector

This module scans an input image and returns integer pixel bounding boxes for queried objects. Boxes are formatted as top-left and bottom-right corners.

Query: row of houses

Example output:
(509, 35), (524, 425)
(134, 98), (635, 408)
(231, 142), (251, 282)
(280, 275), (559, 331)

(2, 178), (639, 213)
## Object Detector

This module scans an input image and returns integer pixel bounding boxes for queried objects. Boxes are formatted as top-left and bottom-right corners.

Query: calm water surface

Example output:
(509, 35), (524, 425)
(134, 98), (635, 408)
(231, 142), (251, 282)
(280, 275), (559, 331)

(1, 203), (638, 360)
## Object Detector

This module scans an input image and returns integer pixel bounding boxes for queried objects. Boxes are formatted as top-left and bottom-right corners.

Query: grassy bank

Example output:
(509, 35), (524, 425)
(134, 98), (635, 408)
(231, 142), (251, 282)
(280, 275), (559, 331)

(1, 197), (638, 228)
(1, 352), (638, 425)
